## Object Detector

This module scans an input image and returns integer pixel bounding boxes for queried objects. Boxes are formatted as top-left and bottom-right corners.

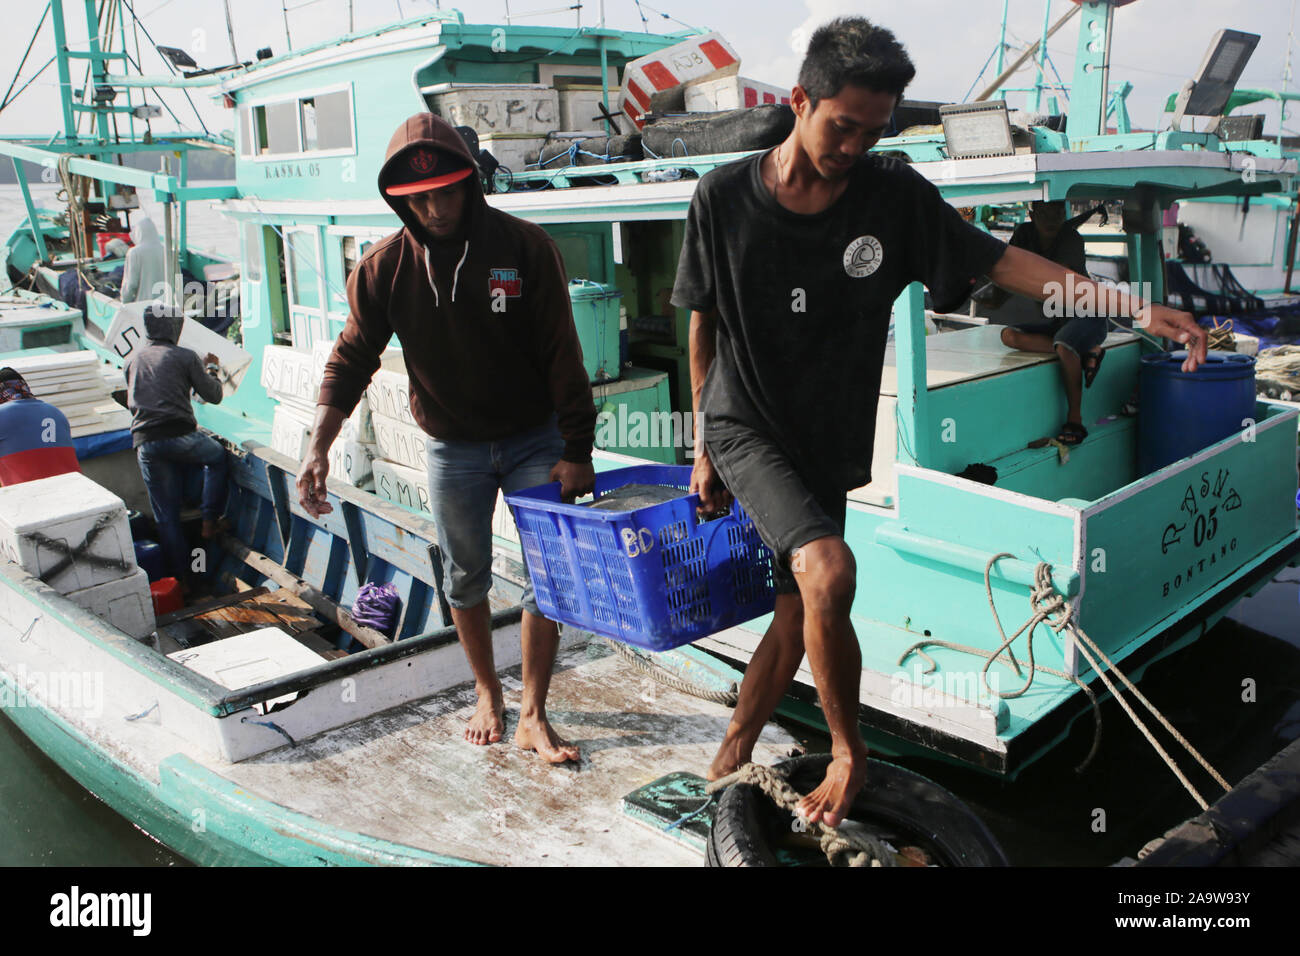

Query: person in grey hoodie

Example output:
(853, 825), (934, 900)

(124, 305), (227, 591)
(120, 217), (166, 304)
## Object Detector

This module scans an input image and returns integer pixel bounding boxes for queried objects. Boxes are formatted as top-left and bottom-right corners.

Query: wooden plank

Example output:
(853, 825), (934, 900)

(219, 536), (393, 649)
(155, 586), (272, 628)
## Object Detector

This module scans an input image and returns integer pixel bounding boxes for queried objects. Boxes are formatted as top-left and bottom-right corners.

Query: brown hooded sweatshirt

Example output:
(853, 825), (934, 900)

(317, 112), (595, 463)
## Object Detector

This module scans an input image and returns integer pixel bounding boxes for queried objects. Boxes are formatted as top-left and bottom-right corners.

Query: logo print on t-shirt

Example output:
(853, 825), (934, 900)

(843, 235), (884, 278)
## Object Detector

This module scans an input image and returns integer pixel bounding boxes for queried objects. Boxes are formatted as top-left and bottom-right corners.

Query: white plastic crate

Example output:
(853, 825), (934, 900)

(0, 472), (136, 594)
(66, 566), (155, 640)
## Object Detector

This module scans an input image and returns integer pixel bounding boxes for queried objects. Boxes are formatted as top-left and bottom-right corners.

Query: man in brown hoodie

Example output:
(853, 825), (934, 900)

(298, 112), (596, 763)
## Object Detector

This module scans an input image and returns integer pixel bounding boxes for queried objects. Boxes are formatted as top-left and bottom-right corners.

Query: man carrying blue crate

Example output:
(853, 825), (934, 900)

(299, 112), (596, 764)
(674, 17), (1207, 827)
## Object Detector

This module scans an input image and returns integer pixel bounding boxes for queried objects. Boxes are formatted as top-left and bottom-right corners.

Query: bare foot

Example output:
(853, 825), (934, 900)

(797, 752), (868, 828)
(465, 684), (504, 745)
(514, 712), (579, 764)
(706, 734), (753, 781)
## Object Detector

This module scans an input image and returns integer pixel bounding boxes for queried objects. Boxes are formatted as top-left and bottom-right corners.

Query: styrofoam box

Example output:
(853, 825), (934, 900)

(372, 458), (432, 517)
(372, 458), (516, 544)
(683, 75), (791, 112)
(371, 413), (430, 472)
(0, 472), (136, 594)
(167, 626), (326, 712)
(558, 87), (613, 131)
(478, 133), (546, 173)
(426, 84), (560, 135)
(66, 566), (155, 640)
(311, 341), (375, 442)
(271, 404), (313, 461)
(366, 367), (416, 427)
(261, 345), (317, 404)
(329, 439), (375, 489)
(619, 31), (739, 128)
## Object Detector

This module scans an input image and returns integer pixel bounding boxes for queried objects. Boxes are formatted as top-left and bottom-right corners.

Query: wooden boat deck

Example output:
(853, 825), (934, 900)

(218, 636), (799, 865)
(153, 585), (347, 661)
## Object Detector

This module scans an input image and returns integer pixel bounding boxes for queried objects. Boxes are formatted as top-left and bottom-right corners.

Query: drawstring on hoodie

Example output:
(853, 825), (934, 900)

(423, 239), (471, 305)
(451, 240), (469, 303)
(423, 246), (439, 308)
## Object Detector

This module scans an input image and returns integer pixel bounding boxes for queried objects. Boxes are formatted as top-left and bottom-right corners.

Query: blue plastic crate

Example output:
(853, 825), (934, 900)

(505, 464), (777, 651)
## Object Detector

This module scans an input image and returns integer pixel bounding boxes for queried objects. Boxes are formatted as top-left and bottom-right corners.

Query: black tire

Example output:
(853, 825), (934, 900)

(707, 754), (1009, 867)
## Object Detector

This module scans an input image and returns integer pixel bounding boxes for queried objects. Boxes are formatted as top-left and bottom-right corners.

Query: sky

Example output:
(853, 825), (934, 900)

(1, 0), (1297, 140)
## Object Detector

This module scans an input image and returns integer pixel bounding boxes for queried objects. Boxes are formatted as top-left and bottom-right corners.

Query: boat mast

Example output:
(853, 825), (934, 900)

(1283, 0), (1297, 147)
(223, 0), (239, 61)
(1030, 0), (1053, 112)
(995, 0), (1010, 81)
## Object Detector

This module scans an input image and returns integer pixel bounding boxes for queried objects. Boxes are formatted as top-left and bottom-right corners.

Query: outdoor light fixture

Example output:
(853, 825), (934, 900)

(939, 100), (1016, 160)
(1220, 114), (1266, 141)
(132, 104), (162, 120)
(156, 44), (199, 73)
(1170, 29), (1261, 132)
(92, 84), (117, 104)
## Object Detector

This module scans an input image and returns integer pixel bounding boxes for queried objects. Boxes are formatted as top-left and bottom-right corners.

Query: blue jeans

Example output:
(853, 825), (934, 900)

(425, 416), (564, 617)
(137, 430), (229, 581)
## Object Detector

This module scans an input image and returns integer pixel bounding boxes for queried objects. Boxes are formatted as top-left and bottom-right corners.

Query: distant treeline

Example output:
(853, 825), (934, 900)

(0, 148), (234, 185)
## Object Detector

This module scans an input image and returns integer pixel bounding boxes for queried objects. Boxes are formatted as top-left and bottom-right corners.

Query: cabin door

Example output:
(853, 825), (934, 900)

(284, 225), (329, 351)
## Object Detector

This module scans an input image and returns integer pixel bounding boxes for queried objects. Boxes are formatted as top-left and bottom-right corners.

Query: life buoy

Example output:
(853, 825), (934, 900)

(706, 754), (1010, 867)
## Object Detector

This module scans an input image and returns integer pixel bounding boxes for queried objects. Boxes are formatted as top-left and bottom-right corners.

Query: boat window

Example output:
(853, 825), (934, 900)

(258, 101), (301, 155)
(239, 107), (252, 158)
(286, 230), (322, 310)
(300, 90), (353, 151)
(243, 223), (262, 282)
(341, 235), (377, 282)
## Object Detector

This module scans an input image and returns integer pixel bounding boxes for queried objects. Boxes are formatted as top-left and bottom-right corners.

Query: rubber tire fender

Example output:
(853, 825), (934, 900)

(707, 754), (1010, 867)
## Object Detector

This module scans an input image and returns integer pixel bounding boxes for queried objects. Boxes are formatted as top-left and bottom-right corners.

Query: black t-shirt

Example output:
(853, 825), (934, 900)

(671, 151), (1008, 491)
(1008, 220), (1087, 274)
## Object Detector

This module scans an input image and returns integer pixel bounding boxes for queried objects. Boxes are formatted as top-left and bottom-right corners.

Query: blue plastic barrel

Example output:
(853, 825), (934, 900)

(1138, 350), (1256, 476)
(134, 539), (164, 581)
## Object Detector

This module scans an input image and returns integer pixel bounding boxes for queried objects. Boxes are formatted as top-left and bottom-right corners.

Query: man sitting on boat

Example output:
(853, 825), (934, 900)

(0, 367), (79, 486)
(675, 16), (1207, 828)
(119, 217), (166, 305)
(998, 201), (1106, 447)
(124, 305), (229, 593)
(301, 112), (596, 764)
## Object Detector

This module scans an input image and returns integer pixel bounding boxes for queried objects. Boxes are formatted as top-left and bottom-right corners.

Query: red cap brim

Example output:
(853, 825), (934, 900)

(385, 166), (473, 196)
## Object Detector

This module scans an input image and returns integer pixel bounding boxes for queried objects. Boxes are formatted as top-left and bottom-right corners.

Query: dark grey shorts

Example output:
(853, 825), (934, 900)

(1013, 315), (1107, 358)
(704, 427), (847, 595)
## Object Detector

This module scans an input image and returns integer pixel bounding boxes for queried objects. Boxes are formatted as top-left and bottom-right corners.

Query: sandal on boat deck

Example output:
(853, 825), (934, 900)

(1057, 421), (1088, 446)
(1083, 348), (1105, 389)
